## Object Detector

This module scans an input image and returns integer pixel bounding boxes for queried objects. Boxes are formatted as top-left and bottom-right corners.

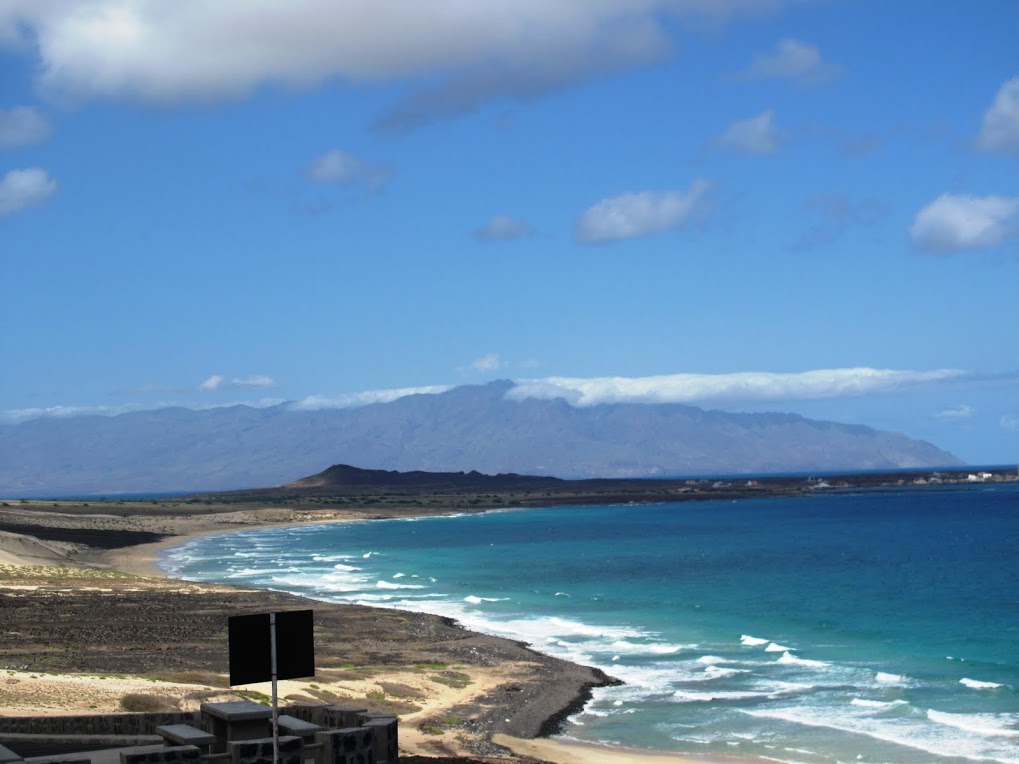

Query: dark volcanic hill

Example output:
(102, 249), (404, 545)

(0, 380), (961, 496)
(287, 463), (565, 492)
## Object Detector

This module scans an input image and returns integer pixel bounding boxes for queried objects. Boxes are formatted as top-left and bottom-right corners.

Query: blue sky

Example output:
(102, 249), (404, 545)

(1, 0), (1017, 465)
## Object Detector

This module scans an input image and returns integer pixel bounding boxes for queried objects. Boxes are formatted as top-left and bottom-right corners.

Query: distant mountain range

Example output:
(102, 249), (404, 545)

(0, 380), (961, 496)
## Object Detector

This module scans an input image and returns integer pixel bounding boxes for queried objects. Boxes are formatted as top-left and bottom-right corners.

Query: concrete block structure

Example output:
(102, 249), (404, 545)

(228, 735), (303, 764)
(119, 744), (201, 764)
(199, 702), (272, 753)
(314, 727), (374, 764)
(317, 706), (367, 730)
(361, 718), (397, 764)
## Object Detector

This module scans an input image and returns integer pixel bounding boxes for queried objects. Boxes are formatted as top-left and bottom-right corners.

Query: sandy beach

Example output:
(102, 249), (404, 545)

(0, 499), (762, 763)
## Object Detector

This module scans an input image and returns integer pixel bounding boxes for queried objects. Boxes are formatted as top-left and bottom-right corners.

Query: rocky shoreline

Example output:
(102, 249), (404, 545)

(0, 502), (620, 762)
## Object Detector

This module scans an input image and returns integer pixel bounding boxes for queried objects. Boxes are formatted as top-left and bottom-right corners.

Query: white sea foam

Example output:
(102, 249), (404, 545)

(392, 572), (405, 578)
(703, 665), (750, 680)
(672, 689), (782, 703)
(777, 652), (829, 668)
(740, 635), (769, 646)
(875, 672), (907, 684)
(332, 563), (360, 571)
(696, 655), (728, 664)
(743, 705), (1019, 764)
(609, 640), (687, 655)
(765, 642), (793, 652)
(376, 580), (426, 589)
(927, 709), (1019, 738)
(227, 567), (299, 578)
(464, 595), (508, 604)
(961, 677), (1005, 690)
(850, 698), (909, 710)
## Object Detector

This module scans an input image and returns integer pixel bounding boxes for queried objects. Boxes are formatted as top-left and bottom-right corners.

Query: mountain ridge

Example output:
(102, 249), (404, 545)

(0, 380), (961, 496)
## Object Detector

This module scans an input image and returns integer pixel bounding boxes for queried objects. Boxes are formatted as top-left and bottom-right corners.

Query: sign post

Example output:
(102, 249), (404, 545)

(228, 610), (315, 764)
(269, 612), (279, 764)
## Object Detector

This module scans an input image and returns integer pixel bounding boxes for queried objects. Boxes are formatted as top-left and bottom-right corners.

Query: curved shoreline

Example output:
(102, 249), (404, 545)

(121, 512), (759, 764)
(2, 500), (769, 763)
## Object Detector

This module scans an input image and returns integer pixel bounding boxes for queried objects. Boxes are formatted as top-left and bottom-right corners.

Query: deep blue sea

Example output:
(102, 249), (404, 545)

(162, 483), (1019, 764)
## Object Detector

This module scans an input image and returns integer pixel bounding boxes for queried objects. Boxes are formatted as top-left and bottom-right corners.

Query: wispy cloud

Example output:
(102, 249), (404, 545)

(458, 353), (538, 374)
(737, 38), (839, 85)
(935, 404), (974, 420)
(714, 110), (786, 155)
(1, 399), (286, 424)
(474, 215), (534, 241)
(287, 385), (453, 411)
(306, 149), (391, 192)
(909, 193), (1019, 252)
(976, 75), (1019, 155)
(576, 180), (712, 244)
(469, 353), (503, 372)
(791, 193), (885, 250)
(0, 167), (57, 216)
(506, 368), (968, 407)
(0, 106), (51, 148)
(1001, 414), (1019, 432)
(199, 374), (277, 392)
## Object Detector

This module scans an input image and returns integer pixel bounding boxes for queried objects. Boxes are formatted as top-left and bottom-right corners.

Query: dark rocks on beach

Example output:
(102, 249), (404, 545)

(0, 569), (615, 751)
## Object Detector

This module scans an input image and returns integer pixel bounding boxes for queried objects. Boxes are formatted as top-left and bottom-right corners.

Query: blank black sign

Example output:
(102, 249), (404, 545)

(228, 610), (315, 686)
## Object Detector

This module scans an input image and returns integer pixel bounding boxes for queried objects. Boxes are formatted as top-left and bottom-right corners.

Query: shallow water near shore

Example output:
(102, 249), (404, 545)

(163, 484), (1019, 764)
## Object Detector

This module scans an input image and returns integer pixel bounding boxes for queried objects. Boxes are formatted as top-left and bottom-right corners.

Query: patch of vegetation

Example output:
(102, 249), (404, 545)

(418, 716), (465, 736)
(377, 681), (426, 700)
(119, 693), (180, 712)
(235, 690), (272, 705)
(430, 671), (471, 689)
(414, 662), (447, 670)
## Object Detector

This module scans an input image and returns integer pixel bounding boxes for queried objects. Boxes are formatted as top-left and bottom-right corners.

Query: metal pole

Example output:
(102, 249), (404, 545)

(270, 612), (279, 764)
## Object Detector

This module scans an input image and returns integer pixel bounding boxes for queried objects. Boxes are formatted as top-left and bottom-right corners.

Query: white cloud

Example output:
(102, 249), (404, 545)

(199, 374), (224, 391)
(306, 149), (390, 191)
(288, 385), (453, 411)
(576, 180), (712, 244)
(715, 110), (786, 155)
(935, 404), (974, 420)
(231, 375), (277, 388)
(0, 1), (792, 123)
(200, 374), (277, 391)
(739, 38), (838, 84)
(1, 398), (287, 424)
(909, 193), (1019, 252)
(0, 105), (51, 147)
(506, 368), (967, 407)
(1001, 414), (1019, 432)
(976, 76), (1019, 154)
(474, 215), (534, 241)
(469, 353), (504, 372)
(0, 167), (57, 216)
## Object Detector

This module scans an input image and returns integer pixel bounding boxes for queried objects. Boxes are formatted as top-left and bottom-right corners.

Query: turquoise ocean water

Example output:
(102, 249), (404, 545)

(162, 483), (1019, 764)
